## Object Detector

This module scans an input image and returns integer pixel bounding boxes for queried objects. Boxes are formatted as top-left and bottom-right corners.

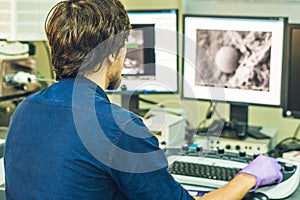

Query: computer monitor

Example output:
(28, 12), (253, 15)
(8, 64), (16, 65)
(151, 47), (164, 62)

(282, 23), (300, 119)
(182, 15), (286, 138)
(108, 9), (179, 114)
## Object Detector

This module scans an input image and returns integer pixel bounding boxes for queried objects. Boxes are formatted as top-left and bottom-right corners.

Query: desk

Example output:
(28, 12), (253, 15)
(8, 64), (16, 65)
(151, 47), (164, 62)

(0, 187), (298, 200)
(165, 148), (300, 200)
(0, 188), (298, 200)
(0, 150), (298, 199)
(288, 185), (300, 200)
(0, 190), (3, 200)
(0, 176), (298, 199)
(181, 184), (300, 200)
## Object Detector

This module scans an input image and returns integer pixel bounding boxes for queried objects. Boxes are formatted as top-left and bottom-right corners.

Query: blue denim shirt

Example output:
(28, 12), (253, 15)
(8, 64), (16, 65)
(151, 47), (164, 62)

(4, 78), (193, 200)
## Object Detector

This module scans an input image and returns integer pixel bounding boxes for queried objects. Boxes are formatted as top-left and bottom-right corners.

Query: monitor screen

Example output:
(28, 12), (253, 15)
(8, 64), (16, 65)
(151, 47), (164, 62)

(183, 15), (285, 106)
(282, 23), (300, 119)
(108, 9), (178, 94)
(122, 23), (156, 84)
(108, 9), (178, 113)
(182, 15), (286, 137)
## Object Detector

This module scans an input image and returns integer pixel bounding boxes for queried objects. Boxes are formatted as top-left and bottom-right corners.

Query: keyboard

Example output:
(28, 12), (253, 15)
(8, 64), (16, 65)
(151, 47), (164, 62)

(167, 151), (300, 199)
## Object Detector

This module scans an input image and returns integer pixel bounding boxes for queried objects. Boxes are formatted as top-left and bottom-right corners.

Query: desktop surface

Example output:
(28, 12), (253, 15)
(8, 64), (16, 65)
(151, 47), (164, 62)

(0, 150), (298, 200)
(288, 186), (300, 200)
(0, 186), (298, 200)
(165, 148), (300, 199)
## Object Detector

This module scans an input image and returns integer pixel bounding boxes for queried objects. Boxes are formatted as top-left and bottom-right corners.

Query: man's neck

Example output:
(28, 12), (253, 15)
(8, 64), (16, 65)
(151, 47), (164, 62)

(84, 68), (107, 91)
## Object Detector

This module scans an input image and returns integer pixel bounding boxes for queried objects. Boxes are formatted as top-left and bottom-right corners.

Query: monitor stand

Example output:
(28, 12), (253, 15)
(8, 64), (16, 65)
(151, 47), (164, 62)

(121, 93), (149, 117)
(208, 104), (270, 140)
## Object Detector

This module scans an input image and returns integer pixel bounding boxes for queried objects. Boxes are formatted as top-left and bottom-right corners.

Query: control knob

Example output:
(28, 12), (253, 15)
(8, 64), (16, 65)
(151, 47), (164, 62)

(239, 150), (246, 157)
(217, 148), (225, 154)
(284, 163), (295, 172)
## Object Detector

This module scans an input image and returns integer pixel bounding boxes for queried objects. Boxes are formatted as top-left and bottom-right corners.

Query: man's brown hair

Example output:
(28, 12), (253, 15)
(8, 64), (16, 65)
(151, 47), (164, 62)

(45, 0), (131, 80)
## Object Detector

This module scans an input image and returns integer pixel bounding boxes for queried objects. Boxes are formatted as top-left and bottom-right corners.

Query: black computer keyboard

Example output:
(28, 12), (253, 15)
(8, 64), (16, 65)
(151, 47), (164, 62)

(168, 160), (241, 181)
(167, 150), (300, 199)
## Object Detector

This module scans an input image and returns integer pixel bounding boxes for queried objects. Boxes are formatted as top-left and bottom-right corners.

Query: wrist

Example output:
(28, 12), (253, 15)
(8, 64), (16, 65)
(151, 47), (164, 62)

(235, 172), (257, 190)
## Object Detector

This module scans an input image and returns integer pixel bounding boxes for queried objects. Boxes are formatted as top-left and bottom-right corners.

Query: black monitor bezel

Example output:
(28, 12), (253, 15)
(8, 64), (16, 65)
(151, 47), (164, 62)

(282, 23), (300, 118)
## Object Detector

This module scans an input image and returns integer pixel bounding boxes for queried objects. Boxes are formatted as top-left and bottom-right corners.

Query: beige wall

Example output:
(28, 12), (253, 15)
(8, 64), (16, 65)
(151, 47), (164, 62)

(33, 41), (54, 81)
(123, 0), (180, 10)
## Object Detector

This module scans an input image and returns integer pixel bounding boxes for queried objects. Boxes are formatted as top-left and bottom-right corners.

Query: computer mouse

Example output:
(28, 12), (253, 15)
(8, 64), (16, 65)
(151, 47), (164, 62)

(242, 192), (269, 200)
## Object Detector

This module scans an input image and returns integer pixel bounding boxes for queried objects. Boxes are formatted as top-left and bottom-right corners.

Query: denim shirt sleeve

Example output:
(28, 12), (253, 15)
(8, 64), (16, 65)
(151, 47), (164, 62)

(108, 117), (194, 200)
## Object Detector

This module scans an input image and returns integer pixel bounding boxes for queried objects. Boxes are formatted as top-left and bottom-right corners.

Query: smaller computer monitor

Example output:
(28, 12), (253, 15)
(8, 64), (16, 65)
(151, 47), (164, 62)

(108, 9), (179, 113)
(282, 23), (300, 119)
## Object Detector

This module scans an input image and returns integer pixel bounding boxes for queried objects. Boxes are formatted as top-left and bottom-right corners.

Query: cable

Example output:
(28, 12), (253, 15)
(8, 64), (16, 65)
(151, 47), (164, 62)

(205, 102), (216, 119)
(138, 97), (159, 105)
(197, 102), (224, 132)
(267, 133), (300, 158)
(293, 123), (300, 138)
(196, 102), (213, 130)
(142, 99), (183, 120)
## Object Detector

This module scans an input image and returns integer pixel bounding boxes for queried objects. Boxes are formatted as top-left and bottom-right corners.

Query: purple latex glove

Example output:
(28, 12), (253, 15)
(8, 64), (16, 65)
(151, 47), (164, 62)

(238, 155), (283, 190)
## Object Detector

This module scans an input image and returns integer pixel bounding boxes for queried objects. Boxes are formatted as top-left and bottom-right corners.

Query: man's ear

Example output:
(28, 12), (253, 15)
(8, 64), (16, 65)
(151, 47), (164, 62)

(108, 53), (116, 64)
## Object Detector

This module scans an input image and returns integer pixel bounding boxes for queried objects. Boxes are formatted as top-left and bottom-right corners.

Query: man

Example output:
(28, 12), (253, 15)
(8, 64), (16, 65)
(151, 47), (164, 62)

(4, 0), (282, 199)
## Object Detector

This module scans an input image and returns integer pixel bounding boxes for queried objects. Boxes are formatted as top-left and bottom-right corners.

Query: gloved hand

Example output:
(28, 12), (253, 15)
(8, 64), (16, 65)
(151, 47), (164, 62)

(238, 155), (283, 190)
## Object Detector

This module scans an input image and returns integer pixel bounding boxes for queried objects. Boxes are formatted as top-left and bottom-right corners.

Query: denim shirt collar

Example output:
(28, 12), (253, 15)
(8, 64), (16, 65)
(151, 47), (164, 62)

(60, 77), (110, 102)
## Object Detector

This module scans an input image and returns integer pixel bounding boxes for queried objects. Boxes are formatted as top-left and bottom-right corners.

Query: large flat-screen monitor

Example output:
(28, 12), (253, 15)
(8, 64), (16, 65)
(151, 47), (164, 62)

(282, 23), (300, 119)
(108, 9), (179, 114)
(182, 15), (286, 138)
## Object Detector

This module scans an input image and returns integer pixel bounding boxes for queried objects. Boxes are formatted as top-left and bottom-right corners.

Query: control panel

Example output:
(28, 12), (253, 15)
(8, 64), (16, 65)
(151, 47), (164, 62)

(193, 128), (277, 155)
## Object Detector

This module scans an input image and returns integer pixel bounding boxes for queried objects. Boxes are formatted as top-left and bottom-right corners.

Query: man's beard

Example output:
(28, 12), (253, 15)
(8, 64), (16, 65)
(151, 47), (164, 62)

(106, 76), (122, 90)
